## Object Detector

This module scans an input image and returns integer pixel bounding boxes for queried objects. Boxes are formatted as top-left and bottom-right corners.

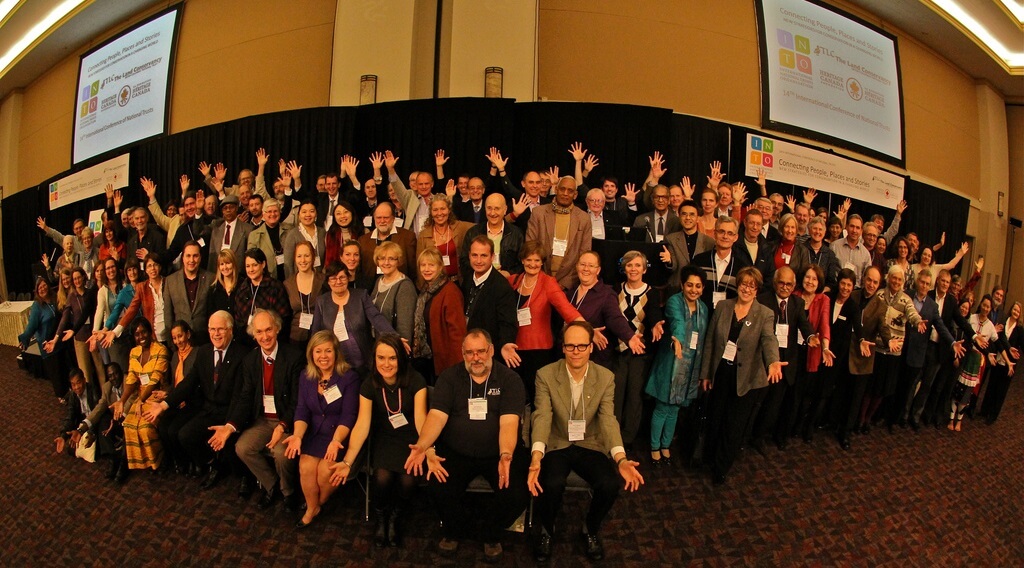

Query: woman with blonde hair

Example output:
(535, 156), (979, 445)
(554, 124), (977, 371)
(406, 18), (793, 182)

(283, 330), (360, 528)
(207, 249), (239, 333)
(411, 248), (466, 383)
(417, 194), (473, 281)
(371, 241), (418, 342)
(285, 240), (325, 344)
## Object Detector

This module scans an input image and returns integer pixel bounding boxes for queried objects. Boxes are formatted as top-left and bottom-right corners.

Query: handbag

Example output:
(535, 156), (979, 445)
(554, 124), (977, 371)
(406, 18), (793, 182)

(75, 432), (97, 463)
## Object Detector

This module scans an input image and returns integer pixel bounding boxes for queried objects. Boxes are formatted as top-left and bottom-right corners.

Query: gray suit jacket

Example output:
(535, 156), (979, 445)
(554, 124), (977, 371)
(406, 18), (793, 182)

(163, 269), (213, 342)
(531, 361), (622, 457)
(207, 220), (253, 273)
(699, 299), (780, 397)
(632, 210), (681, 242)
(526, 204), (592, 289)
(663, 230), (714, 288)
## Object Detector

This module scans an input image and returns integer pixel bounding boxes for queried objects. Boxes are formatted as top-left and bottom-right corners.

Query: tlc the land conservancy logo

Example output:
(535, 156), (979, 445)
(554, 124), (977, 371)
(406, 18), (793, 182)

(118, 85), (132, 107)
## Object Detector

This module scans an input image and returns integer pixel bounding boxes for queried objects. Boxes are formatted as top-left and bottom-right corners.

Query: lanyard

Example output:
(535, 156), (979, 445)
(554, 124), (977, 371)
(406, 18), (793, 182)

(568, 365), (588, 420)
(469, 374), (490, 399)
(382, 386), (402, 415)
(712, 255), (734, 293)
(250, 280), (261, 315)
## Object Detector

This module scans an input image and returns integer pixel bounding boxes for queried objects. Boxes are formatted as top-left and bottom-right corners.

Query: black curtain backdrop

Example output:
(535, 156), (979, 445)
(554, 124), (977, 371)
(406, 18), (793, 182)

(3, 99), (971, 293)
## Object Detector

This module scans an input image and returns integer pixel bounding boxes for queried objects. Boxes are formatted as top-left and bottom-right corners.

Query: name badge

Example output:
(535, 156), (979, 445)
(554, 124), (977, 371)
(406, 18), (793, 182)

(333, 317), (349, 342)
(314, 256), (321, 268)
(247, 314), (254, 326)
(781, 252), (791, 264)
(197, 238), (206, 248)
(263, 395), (277, 414)
(723, 341), (737, 362)
(713, 291), (726, 308)
(442, 256), (451, 266)
(139, 373), (150, 386)
(517, 308), (532, 326)
(468, 397), (488, 420)
(323, 384), (341, 404)
(689, 331), (699, 350)
(837, 315), (847, 321)
(275, 254), (285, 266)
(843, 262), (855, 271)
(797, 330), (805, 346)
(552, 238), (568, 257)
(776, 323), (790, 349)
(363, 216), (373, 229)
(593, 226), (605, 240)
(568, 419), (586, 441)
(388, 413), (409, 429)
(376, 266), (384, 275)
(299, 313), (313, 330)
(655, 234), (664, 243)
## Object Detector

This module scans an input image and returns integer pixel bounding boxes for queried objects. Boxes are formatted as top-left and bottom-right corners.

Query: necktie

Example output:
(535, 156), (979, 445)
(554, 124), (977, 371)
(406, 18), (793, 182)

(657, 216), (665, 236)
(780, 300), (787, 319)
(266, 357), (274, 366)
(224, 223), (231, 246)
(214, 349), (223, 384)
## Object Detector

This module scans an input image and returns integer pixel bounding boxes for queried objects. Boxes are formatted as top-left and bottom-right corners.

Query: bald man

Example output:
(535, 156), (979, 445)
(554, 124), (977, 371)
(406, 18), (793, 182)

(461, 193), (525, 280)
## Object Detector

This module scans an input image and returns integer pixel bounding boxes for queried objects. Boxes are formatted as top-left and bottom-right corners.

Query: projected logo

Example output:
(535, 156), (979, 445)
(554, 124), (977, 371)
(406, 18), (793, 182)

(777, 29), (812, 74)
(846, 78), (863, 100)
(49, 182), (59, 203)
(749, 137), (775, 168)
(118, 85), (131, 107)
(79, 80), (100, 117)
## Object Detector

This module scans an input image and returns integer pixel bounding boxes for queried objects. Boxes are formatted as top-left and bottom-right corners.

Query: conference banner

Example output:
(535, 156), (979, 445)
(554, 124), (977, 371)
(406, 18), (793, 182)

(48, 153), (129, 210)
(744, 133), (904, 209)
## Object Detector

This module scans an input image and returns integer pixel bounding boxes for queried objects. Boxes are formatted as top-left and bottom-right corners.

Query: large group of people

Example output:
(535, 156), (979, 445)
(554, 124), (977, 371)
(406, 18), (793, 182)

(22, 144), (1020, 563)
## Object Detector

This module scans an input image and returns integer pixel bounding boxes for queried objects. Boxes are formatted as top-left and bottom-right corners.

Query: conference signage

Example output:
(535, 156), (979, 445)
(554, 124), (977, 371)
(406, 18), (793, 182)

(72, 7), (180, 164)
(757, 0), (904, 164)
(48, 153), (129, 210)
(744, 134), (904, 209)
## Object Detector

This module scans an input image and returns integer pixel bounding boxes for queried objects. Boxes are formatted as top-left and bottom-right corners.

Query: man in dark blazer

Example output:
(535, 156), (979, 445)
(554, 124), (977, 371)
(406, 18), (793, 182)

(660, 201), (714, 289)
(631, 185), (680, 243)
(55, 369), (100, 456)
(460, 194), (525, 280)
(207, 195), (253, 274)
(163, 241), (213, 345)
(125, 207), (167, 273)
(528, 322), (644, 562)
(209, 310), (305, 511)
(750, 266), (816, 452)
(690, 216), (750, 312)
(144, 310), (248, 491)
(453, 176), (487, 225)
(461, 235), (518, 360)
(735, 209), (776, 282)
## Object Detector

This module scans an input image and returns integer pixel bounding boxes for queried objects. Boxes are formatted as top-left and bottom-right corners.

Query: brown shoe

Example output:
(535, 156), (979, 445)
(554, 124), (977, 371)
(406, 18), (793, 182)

(483, 542), (503, 562)
(437, 537), (459, 556)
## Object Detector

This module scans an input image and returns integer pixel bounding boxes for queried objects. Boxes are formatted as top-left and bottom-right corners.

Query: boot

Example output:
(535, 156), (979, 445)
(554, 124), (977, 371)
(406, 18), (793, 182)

(387, 506), (402, 548)
(105, 455), (120, 480)
(373, 508), (389, 548)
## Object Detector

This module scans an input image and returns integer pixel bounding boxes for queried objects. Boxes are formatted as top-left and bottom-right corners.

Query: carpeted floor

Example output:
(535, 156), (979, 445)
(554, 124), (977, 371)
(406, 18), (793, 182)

(1, 344), (1021, 566)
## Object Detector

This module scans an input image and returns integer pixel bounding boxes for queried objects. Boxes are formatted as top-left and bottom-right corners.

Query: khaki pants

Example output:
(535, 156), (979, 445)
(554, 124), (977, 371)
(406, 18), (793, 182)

(235, 416), (298, 496)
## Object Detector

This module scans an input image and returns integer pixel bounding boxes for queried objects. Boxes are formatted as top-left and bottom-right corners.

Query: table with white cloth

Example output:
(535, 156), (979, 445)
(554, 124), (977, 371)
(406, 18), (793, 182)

(0, 301), (34, 347)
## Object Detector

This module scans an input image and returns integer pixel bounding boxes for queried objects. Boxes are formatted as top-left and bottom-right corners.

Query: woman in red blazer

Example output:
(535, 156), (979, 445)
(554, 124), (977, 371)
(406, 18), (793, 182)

(789, 264), (834, 444)
(412, 248), (467, 383)
(103, 254), (168, 345)
(503, 241), (583, 404)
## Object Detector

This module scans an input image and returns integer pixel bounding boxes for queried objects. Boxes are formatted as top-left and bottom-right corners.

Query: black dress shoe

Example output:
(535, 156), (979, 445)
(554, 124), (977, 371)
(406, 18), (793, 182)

(284, 492), (306, 513)
(188, 464), (206, 479)
(583, 533), (604, 561)
(105, 458), (119, 480)
(200, 467), (225, 490)
(256, 488), (277, 511)
(839, 437), (851, 451)
(533, 533), (552, 563)
(238, 475), (255, 499)
(114, 463), (129, 484)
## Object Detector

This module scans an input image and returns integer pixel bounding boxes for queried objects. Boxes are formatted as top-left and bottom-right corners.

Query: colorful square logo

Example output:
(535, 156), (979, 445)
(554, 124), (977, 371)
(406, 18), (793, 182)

(779, 49), (795, 69)
(777, 29), (794, 49)
(80, 102), (90, 117)
(90, 81), (99, 97)
(750, 151), (762, 165)
(89, 97), (98, 113)
(796, 55), (812, 74)
(762, 140), (774, 153)
(81, 86), (91, 101)
(795, 36), (810, 54)
(751, 137), (763, 151)
(49, 182), (58, 202)
(762, 153), (774, 167)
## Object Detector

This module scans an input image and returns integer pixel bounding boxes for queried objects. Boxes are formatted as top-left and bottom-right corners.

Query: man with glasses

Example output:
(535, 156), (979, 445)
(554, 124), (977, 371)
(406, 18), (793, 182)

(404, 330), (530, 562)
(735, 208), (776, 281)
(632, 184), (680, 243)
(528, 321), (644, 562)
(356, 202), (417, 277)
(660, 200), (714, 288)
(584, 188), (626, 240)
(690, 216), (750, 311)
(526, 176), (592, 288)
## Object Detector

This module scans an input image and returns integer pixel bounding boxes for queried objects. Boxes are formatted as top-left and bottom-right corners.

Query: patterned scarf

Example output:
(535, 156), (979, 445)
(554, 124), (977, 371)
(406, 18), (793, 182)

(551, 203), (573, 215)
(413, 276), (450, 359)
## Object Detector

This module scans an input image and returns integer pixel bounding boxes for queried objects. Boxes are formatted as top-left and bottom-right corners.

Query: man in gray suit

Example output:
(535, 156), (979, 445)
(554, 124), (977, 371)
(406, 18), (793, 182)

(207, 194), (252, 273)
(164, 241), (213, 345)
(528, 321), (644, 563)
(659, 200), (714, 288)
(631, 184), (680, 243)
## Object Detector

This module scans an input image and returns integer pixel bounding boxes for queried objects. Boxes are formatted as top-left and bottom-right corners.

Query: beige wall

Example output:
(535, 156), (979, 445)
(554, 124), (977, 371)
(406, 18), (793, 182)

(11, 0), (335, 193)
(330, 0), (419, 106)
(442, 1), (537, 101)
(1005, 105), (1023, 304)
(537, 0), (984, 200)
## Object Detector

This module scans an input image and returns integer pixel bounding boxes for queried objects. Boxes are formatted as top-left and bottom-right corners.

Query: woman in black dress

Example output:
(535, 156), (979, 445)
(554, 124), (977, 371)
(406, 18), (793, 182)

(331, 334), (427, 548)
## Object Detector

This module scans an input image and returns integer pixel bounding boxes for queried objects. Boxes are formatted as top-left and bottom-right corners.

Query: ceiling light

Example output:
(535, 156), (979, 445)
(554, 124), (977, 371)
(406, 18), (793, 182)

(929, 0), (1024, 70)
(0, 0), (21, 26)
(997, 0), (1024, 24)
(0, 0), (89, 79)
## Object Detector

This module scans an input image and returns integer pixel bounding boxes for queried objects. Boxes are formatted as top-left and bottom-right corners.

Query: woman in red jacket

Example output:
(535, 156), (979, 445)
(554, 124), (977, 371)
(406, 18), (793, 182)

(411, 248), (466, 384)
(502, 241), (584, 404)
(789, 264), (834, 444)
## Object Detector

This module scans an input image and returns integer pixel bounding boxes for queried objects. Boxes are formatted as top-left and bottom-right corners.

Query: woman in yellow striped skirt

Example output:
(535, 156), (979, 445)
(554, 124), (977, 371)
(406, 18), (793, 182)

(113, 317), (168, 473)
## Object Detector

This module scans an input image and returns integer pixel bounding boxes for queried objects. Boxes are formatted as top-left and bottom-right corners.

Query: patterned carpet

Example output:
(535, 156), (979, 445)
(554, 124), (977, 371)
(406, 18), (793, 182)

(1, 344), (1021, 566)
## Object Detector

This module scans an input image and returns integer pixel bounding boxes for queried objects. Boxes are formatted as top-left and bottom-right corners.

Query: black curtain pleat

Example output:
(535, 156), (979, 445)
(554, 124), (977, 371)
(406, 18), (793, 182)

(2, 100), (971, 294)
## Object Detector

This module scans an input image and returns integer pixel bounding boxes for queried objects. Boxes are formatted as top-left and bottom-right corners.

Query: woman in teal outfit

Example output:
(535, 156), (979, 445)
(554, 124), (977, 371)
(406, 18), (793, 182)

(646, 264), (708, 465)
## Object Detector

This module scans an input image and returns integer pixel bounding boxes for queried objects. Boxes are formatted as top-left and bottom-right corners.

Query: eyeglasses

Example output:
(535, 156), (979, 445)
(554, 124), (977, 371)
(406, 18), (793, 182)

(653, 195), (669, 201)
(563, 343), (590, 352)
(738, 282), (758, 291)
(715, 229), (738, 237)
(777, 281), (796, 288)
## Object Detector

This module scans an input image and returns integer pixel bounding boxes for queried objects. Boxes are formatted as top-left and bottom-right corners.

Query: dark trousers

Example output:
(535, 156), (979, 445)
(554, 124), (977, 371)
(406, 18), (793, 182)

(705, 363), (766, 478)
(923, 357), (958, 426)
(753, 378), (788, 444)
(518, 348), (556, 406)
(537, 444), (620, 536)
(41, 354), (69, 398)
(430, 445), (531, 543)
(614, 352), (650, 445)
(834, 372), (870, 439)
(177, 408), (237, 471)
(158, 404), (201, 467)
(980, 364), (1013, 422)
(892, 361), (924, 425)
(908, 342), (943, 425)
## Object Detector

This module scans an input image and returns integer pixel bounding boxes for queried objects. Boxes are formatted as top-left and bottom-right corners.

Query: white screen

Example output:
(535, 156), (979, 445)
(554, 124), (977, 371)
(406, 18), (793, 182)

(758, 0), (903, 163)
(72, 8), (179, 165)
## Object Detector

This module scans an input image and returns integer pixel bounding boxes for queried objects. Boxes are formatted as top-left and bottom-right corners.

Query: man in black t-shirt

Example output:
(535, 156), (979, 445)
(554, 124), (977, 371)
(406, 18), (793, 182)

(404, 329), (530, 563)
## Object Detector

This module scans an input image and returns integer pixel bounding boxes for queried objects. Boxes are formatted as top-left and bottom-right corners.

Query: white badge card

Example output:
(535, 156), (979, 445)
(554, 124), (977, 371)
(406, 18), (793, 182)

(689, 331), (699, 350)
(468, 397), (488, 420)
(797, 330), (805, 346)
(376, 266), (384, 274)
(655, 234), (664, 243)
(388, 413), (409, 429)
(568, 419), (586, 441)
(593, 226), (605, 240)
(713, 291), (727, 308)
(723, 340), (737, 362)
(363, 216), (373, 229)
(552, 238), (568, 257)
(323, 385), (342, 404)
(517, 308), (532, 326)
(442, 255), (451, 266)
(776, 323), (790, 349)
(247, 314), (254, 326)
(139, 373), (150, 386)
(314, 255), (321, 268)
(263, 395), (277, 415)
(275, 254), (285, 266)
(781, 252), (791, 264)
(843, 262), (856, 271)
(299, 313), (313, 330)
(837, 315), (847, 321)
(197, 238), (206, 248)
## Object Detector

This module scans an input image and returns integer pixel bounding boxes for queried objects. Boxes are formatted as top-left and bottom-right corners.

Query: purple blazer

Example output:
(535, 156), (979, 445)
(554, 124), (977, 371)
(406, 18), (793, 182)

(293, 369), (360, 459)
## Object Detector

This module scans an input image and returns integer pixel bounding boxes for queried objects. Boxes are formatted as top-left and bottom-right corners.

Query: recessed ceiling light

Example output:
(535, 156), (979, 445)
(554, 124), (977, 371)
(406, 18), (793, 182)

(930, 0), (1024, 70)
(0, 0), (89, 79)
(996, 0), (1024, 24)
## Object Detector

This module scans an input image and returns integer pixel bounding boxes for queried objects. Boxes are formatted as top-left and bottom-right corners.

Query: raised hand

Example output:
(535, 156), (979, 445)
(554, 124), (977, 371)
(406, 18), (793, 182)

(732, 182), (747, 207)
(113, 190), (123, 210)
(512, 194), (529, 217)
(104, 183), (115, 201)
(369, 151), (385, 171)
(896, 200), (908, 215)
(623, 182), (638, 204)
(785, 195), (797, 213)
(435, 149), (449, 167)
(583, 154), (599, 177)
(545, 166), (559, 185)
(958, 241), (969, 256)
(975, 256), (985, 273)
(680, 177), (694, 200)
(287, 160), (302, 181)
(198, 161), (211, 177)
(278, 158), (287, 178)
(489, 148), (509, 172)
(445, 179), (456, 197)
(569, 141), (587, 162)
(256, 148), (269, 167)
(384, 150), (399, 171)
(140, 177), (156, 200)
(213, 163), (227, 181)
(649, 151), (666, 181)
(211, 178), (225, 195)
(179, 175), (190, 193)
(707, 160), (724, 189)
(803, 188), (817, 205)
(756, 167), (767, 186)
(36, 217), (48, 232)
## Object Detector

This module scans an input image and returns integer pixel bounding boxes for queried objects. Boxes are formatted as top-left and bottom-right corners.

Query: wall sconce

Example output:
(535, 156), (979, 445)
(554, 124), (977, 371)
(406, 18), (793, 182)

(484, 67), (503, 98)
(359, 75), (377, 105)
(998, 191), (1005, 217)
